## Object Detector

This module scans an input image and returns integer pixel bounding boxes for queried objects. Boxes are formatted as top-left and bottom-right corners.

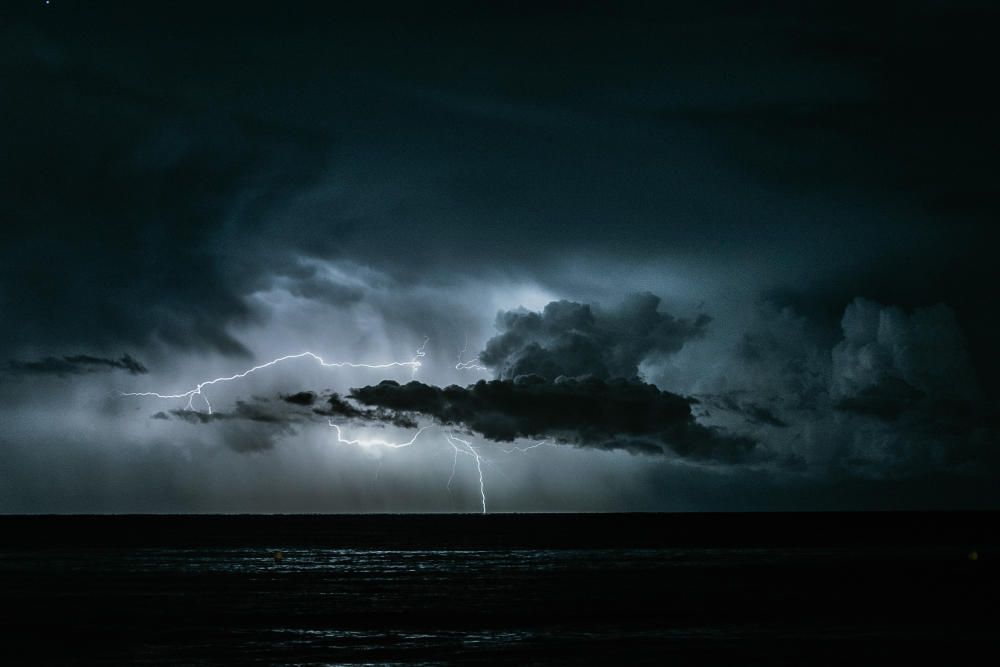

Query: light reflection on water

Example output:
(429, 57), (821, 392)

(0, 545), (954, 576)
(262, 625), (738, 652)
(0, 541), (989, 664)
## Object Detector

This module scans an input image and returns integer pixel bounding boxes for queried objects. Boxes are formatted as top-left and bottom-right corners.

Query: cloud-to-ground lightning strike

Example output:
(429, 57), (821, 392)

(447, 444), (460, 491)
(122, 339), (524, 514)
(445, 433), (486, 514)
(121, 350), (423, 414)
(329, 421), (489, 514)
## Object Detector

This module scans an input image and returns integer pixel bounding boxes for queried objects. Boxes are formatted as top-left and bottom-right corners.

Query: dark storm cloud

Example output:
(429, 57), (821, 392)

(822, 299), (997, 475)
(164, 401), (298, 452)
(270, 264), (367, 307)
(165, 390), (419, 434)
(0, 17), (329, 357)
(6, 353), (147, 376)
(282, 391), (318, 407)
(696, 393), (789, 428)
(695, 297), (998, 478)
(190, 390), (419, 429)
(313, 393), (419, 430)
(2, 3), (998, 511)
(480, 294), (709, 380)
(665, 5), (999, 223)
(350, 377), (760, 463)
(740, 404), (788, 429)
(335, 293), (757, 462)
(4, 2), (996, 368)
(315, 393), (368, 420)
(169, 401), (293, 427)
(834, 378), (925, 421)
(654, 3), (1000, 399)
(831, 299), (979, 404)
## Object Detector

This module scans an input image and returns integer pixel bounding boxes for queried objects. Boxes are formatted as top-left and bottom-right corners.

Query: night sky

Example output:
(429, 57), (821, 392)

(2, 1), (998, 512)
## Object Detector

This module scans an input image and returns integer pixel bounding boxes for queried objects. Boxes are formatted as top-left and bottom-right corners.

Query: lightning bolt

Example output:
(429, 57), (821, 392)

(329, 422), (430, 449)
(455, 335), (488, 372)
(120, 338), (533, 516)
(411, 337), (429, 378)
(445, 433), (486, 514)
(446, 444), (460, 491)
(329, 421), (489, 514)
(121, 349), (423, 414)
(501, 439), (553, 454)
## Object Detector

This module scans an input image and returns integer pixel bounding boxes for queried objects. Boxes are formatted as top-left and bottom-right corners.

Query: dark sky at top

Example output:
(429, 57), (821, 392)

(1, 1), (998, 512)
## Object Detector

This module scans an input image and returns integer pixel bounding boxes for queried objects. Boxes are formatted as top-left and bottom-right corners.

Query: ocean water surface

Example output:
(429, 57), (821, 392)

(1, 514), (996, 664)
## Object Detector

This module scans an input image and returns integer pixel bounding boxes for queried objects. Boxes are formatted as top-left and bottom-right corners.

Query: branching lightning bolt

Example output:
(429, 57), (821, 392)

(329, 422), (431, 449)
(445, 433), (486, 514)
(411, 337), (429, 378)
(501, 439), (553, 454)
(455, 335), (488, 372)
(120, 337), (547, 515)
(328, 421), (489, 514)
(120, 349), (423, 414)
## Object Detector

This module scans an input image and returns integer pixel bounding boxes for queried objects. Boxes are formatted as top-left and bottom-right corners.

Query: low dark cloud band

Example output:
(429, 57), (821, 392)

(350, 377), (760, 463)
(7, 353), (147, 376)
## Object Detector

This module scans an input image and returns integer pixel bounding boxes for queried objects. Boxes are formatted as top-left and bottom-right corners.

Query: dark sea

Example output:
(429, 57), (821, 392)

(0, 513), (997, 665)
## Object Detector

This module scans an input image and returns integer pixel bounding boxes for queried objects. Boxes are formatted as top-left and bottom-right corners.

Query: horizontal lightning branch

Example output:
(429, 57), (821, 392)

(120, 338), (517, 515)
(329, 422), (431, 449)
(328, 422), (489, 514)
(120, 348), (424, 414)
(455, 335), (488, 372)
(501, 439), (553, 454)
